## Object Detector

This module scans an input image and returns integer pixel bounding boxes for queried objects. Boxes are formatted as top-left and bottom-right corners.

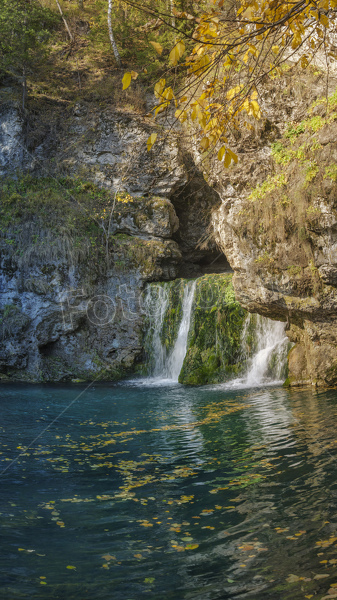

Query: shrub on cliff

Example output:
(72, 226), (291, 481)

(0, 0), (59, 108)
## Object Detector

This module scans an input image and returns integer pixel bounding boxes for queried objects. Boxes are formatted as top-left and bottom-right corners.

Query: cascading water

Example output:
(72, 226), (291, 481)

(144, 275), (289, 387)
(164, 281), (196, 381)
(233, 313), (289, 387)
(144, 279), (196, 383)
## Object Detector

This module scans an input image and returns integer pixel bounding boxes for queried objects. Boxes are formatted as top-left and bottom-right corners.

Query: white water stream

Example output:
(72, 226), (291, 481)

(146, 280), (196, 383)
(227, 313), (289, 389)
(163, 281), (196, 381)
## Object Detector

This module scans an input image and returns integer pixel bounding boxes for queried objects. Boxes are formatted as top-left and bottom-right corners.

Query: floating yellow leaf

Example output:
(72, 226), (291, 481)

(286, 574), (300, 583)
(185, 543), (199, 550)
(66, 565), (76, 570)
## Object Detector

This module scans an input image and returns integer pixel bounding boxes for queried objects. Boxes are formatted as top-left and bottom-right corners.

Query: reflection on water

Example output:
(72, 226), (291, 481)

(0, 383), (337, 600)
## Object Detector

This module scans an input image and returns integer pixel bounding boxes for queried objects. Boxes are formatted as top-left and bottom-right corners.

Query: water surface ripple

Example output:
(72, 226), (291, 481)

(0, 383), (337, 599)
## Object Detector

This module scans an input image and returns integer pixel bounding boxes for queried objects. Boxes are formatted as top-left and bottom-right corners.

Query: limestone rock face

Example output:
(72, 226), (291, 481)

(0, 105), (24, 176)
(54, 106), (186, 198)
(0, 102), (220, 382)
(0, 225), (182, 382)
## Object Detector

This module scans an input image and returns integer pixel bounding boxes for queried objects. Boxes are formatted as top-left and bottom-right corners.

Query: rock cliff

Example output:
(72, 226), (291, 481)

(3, 65), (337, 387)
(0, 101), (224, 382)
(210, 74), (337, 387)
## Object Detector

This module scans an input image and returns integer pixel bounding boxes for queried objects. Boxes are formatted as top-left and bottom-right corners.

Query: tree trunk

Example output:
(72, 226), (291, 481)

(108, 0), (121, 67)
(170, 0), (175, 28)
(55, 0), (73, 42)
(22, 66), (27, 111)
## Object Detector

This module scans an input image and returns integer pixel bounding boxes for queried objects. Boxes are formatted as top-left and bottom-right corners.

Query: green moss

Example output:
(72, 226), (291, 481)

(249, 173), (287, 202)
(287, 265), (301, 276)
(324, 164), (337, 181)
(160, 280), (184, 352)
(0, 304), (31, 340)
(304, 160), (319, 183)
(178, 274), (248, 385)
(0, 175), (114, 270)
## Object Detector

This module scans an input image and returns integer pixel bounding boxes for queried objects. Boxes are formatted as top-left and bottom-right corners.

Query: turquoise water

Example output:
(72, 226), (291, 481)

(1, 382), (337, 599)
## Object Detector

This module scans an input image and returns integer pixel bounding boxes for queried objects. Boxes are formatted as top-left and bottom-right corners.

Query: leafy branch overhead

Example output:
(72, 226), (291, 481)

(123, 0), (337, 164)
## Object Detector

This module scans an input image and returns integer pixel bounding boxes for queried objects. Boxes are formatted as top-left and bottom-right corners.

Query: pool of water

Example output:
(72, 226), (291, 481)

(1, 382), (337, 599)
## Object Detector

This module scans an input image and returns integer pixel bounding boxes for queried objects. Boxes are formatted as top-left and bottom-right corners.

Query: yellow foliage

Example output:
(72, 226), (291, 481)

(123, 0), (337, 166)
(147, 133), (158, 152)
(149, 41), (163, 55)
(122, 73), (131, 91)
(169, 40), (185, 66)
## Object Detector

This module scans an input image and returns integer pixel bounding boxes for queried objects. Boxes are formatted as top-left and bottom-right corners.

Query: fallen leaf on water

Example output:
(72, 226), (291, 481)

(172, 545), (185, 552)
(313, 574), (329, 580)
(102, 554), (115, 561)
(185, 544), (199, 550)
(66, 565), (76, 570)
(286, 574), (300, 583)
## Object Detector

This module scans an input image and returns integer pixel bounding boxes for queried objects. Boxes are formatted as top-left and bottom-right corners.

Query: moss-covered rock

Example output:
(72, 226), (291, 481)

(179, 274), (247, 385)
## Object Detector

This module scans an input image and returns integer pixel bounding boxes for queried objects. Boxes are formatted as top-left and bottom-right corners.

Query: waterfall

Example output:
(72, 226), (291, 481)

(236, 314), (289, 387)
(164, 281), (196, 381)
(143, 275), (289, 387)
(144, 279), (196, 383)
